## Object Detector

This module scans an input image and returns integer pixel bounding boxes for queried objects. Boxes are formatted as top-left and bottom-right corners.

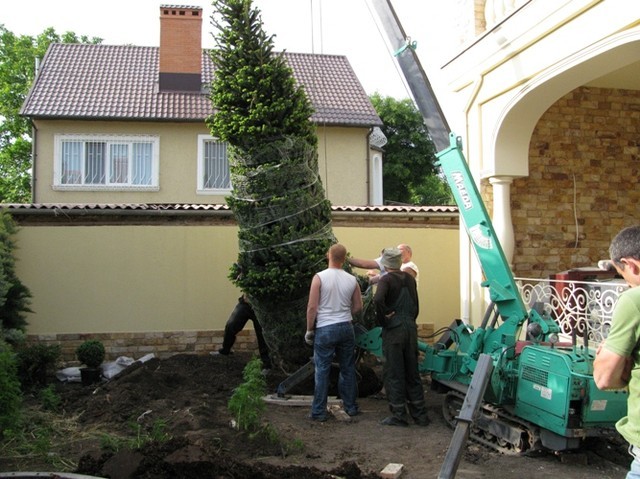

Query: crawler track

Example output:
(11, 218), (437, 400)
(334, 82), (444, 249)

(442, 390), (541, 455)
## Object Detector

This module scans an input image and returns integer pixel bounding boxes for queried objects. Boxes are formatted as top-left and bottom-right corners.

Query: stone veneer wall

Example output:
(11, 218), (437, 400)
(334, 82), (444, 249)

(509, 86), (640, 278)
(28, 323), (434, 365)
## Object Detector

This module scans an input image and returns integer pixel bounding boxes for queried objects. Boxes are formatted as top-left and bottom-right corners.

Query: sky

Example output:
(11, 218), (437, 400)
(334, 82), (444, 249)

(1, 0), (454, 101)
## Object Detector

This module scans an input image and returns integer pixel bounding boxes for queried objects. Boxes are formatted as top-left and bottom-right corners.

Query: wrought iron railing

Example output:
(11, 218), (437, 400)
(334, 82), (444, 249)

(516, 276), (628, 345)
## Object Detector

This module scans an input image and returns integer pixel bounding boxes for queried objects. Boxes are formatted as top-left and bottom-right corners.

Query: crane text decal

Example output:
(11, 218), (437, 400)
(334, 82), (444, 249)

(451, 171), (473, 210)
(469, 225), (492, 250)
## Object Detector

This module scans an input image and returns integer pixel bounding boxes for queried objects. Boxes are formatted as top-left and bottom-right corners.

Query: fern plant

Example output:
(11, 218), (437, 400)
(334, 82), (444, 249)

(227, 357), (267, 432)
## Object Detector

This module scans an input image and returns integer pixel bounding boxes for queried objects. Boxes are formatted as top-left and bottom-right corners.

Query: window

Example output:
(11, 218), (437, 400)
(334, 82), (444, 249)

(54, 135), (159, 190)
(197, 135), (231, 194)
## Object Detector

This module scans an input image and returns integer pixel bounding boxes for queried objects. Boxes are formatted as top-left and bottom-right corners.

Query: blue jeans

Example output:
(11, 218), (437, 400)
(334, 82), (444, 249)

(627, 446), (640, 479)
(310, 322), (358, 419)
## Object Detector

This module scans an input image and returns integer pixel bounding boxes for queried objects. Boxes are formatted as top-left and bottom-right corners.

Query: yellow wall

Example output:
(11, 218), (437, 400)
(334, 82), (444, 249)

(334, 226), (460, 329)
(16, 224), (238, 334)
(317, 126), (370, 205)
(14, 220), (459, 338)
(33, 121), (371, 206)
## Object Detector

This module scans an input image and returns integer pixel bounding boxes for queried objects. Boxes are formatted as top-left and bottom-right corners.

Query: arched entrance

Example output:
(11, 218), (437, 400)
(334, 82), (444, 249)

(463, 31), (640, 323)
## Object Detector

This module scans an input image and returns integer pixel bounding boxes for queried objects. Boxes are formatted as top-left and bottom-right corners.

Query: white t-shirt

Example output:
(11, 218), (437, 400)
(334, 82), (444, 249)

(401, 260), (419, 284)
(315, 268), (358, 328)
(375, 256), (386, 275)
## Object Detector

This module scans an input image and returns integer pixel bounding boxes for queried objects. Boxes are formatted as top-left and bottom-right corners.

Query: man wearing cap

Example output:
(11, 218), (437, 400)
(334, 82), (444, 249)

(374, 247), (429, 427)
(349, 243), (419, 285)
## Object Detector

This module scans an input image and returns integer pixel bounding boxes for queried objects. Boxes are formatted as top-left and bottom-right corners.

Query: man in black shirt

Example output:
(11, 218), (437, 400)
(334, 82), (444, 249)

(212, 294), (272, 370)
(374, 247), (429, 427)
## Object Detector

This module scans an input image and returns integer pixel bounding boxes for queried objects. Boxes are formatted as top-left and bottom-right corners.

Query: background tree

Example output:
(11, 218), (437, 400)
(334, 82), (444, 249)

(208, 0), (335, 370)
(0, 210), (32, 336)
(370, 93), (452, 205)
(0, 26), (101, 203)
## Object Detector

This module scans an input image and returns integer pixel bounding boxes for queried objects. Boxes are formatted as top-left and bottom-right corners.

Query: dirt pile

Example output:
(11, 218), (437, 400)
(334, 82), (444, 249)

(0, 352), (631, 479)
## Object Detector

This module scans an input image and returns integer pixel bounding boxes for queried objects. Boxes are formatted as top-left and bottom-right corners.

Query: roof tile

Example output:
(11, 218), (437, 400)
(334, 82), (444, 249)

(21, 44), (382, 127)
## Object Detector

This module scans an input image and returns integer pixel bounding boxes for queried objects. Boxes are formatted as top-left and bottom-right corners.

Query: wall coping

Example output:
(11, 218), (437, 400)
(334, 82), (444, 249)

(2, 203), (459, 228)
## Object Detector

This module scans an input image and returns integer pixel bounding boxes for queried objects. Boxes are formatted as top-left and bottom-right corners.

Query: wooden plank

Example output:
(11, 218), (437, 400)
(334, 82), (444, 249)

(263, 395), (341, 407)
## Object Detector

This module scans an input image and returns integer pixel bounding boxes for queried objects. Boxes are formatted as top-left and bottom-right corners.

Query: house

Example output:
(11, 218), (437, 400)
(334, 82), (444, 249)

(21, 5), (384, 207)
(414, 0), (640, 324)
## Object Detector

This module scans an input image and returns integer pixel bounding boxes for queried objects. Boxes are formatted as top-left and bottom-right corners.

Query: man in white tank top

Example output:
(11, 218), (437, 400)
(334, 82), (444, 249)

(306, 243), (363, 421)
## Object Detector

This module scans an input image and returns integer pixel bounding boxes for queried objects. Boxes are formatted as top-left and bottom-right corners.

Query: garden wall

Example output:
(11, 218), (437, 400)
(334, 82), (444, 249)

(6, 205), (459, 363)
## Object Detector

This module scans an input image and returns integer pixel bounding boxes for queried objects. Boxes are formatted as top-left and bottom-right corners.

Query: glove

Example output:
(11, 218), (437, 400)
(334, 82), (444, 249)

(304, 330), (315, 346)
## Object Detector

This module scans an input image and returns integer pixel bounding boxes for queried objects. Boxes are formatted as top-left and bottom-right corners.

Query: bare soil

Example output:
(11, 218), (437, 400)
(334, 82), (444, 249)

(0, 352), (631, 479)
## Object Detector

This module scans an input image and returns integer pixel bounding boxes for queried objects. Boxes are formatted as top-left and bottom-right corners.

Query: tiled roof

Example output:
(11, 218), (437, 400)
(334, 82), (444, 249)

(20, 44), (382, 127)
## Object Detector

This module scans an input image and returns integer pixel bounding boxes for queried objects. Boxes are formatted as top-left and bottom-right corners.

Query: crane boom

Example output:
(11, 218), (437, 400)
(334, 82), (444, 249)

(369, 0), (450, 151)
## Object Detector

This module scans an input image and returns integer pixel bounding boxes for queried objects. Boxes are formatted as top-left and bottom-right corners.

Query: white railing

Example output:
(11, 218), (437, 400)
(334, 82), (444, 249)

(516, 276), (628, 345)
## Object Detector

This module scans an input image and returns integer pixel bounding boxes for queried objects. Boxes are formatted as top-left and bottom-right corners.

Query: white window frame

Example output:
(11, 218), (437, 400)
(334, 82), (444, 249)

(53, 134), (160, 191)
(197, 134), (232, 195)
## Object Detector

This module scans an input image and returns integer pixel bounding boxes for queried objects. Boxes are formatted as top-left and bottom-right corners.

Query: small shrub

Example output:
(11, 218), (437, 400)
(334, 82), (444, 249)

(75, 340), (105, 368)
(0, 341), (22, 436)
(102, 418), (172, 452)
(38, 385), (61, 412)
(2, 327), (26, 347)
(15, 343), (61, 388)
(227, 358), (293, 451)
(228, 357), (267, 432)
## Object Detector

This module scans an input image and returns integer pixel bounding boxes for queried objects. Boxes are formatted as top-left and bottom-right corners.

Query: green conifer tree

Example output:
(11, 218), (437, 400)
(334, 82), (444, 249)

(208, 0), (335, 370)
(0, 210), (32, 334)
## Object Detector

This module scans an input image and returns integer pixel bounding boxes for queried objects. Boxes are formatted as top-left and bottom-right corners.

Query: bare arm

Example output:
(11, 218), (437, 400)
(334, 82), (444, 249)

(306, 274), (321, 331)
(593, 344), (632, 390)
(349, 257), (379, 270)
(403, 267), (417, 279)
(351, 284), (363, 315)
(367, 271), (380, 284)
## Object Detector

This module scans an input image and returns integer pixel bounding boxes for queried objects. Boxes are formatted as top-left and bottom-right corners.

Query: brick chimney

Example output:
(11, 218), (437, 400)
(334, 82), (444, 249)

(159, 5), (203, 92)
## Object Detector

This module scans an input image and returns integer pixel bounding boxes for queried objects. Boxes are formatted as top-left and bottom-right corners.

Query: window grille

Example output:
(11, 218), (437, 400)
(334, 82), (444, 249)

(55, 135), (158, 190)
(132, 143), (152, 185)
(61, 141), (82, 184)
(109, 143), (127, 184)
(197, 135), (231, 194)
(203, 140), (230, 189)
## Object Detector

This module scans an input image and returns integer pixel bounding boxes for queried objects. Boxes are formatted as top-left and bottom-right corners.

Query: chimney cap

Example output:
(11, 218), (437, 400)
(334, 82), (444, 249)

(160, 4), (203, 11)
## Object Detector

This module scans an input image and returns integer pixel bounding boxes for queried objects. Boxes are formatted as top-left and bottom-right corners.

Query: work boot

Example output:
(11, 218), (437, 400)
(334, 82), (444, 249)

(379, 416), (409, 427)
(414, 414), (430, 427)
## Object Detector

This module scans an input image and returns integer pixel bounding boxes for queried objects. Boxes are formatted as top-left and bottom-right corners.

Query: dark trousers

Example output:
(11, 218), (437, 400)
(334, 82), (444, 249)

(382, 318), (428, 423)
(220, 298), (271, 369)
